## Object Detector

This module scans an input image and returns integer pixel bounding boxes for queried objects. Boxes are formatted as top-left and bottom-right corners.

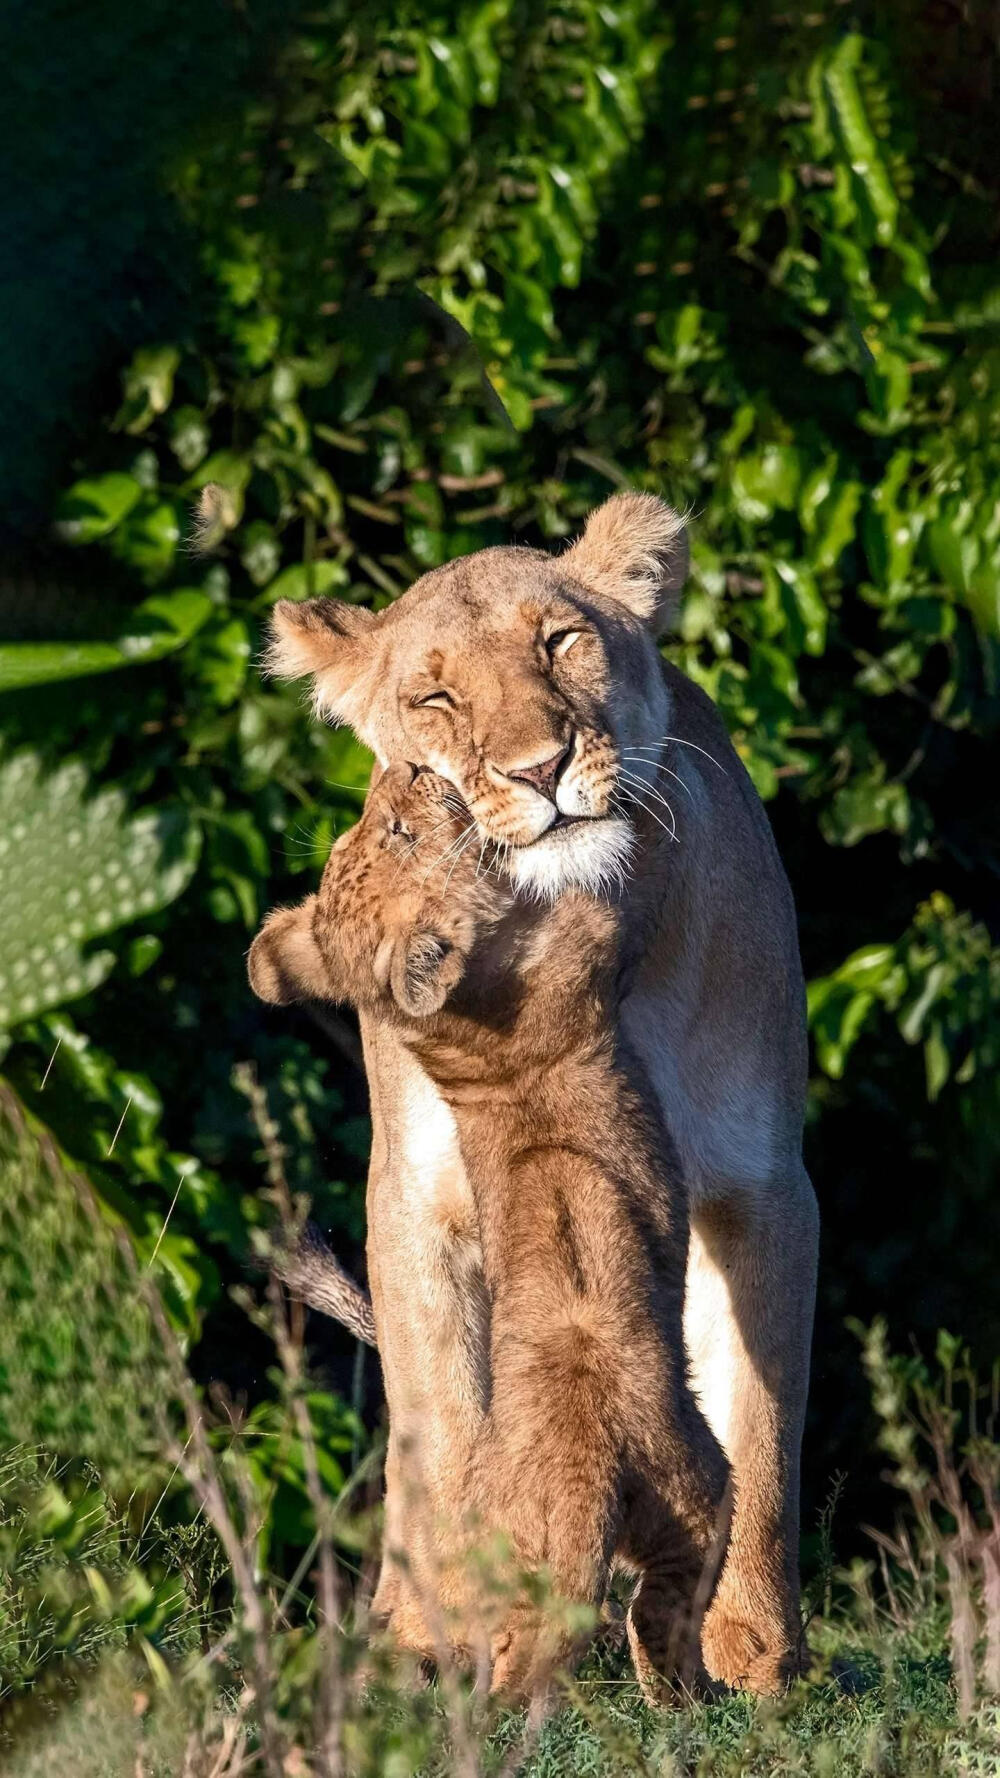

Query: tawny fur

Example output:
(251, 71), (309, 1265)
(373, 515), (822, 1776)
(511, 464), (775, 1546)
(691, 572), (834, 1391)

(260, 492), (817, 1696)
(250, 766), (730, 1698)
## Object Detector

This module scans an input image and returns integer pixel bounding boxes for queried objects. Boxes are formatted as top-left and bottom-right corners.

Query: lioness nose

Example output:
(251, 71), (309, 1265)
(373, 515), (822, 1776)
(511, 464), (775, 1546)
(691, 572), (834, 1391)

(506, 744), (569, 802)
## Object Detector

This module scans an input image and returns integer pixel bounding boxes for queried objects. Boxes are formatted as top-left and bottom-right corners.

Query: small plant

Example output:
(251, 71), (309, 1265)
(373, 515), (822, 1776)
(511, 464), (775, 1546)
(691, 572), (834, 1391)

(854, 1317), (1000, 1721)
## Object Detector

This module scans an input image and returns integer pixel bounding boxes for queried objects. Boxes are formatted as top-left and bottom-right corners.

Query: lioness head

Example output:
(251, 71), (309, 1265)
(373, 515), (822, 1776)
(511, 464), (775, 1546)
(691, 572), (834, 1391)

(249, 765), (499, 1019)
(266, 492), (687, 898)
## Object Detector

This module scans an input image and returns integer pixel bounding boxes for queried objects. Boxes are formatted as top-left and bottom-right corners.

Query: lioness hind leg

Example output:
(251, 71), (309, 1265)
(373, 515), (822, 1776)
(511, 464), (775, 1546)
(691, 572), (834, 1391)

(688, 1175), (818, 1695)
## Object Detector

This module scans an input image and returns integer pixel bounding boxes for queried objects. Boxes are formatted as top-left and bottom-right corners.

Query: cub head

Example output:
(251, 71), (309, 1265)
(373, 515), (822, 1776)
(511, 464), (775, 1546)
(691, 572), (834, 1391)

(248, 764), (498, 1019)
(265, 492), (687, 899)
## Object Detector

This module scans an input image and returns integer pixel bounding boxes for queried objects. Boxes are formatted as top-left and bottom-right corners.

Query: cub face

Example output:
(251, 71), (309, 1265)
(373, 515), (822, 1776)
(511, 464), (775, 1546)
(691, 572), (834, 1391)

(248, 765), (502, 1020)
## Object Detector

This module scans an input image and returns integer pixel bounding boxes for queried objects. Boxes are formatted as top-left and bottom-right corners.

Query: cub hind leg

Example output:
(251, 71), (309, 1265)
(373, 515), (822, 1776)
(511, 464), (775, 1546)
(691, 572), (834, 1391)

(619, 1405), (731, 1702)
(470, 1303), (623, 1700)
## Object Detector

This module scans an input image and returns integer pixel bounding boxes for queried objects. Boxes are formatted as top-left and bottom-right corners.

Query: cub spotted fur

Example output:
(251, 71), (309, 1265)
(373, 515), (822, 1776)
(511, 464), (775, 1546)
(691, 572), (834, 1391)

(250, 765), (730, 1699)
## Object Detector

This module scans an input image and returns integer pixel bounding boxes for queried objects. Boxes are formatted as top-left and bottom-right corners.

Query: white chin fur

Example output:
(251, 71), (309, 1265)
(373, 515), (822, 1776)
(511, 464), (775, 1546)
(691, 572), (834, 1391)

(504, 817), (634, 902)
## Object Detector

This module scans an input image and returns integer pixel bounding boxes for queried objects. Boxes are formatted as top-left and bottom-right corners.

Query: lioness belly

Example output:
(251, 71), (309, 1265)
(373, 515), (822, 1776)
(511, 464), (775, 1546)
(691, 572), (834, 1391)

(620, 988), (793, 1205)
(620, 979), (805, 1455)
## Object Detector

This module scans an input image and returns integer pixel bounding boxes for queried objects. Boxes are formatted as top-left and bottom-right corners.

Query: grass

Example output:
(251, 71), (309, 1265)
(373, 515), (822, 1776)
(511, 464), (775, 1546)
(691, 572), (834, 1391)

(1, 1088), (999, 1776)
(0, 1607), (989, 1778)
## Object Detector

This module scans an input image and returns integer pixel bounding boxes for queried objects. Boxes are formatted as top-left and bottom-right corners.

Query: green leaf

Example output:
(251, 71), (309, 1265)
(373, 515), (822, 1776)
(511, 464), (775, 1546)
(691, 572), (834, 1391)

(110, 497), (182, 582)
(257, 560), (350, 606)
(823, 36), (899, 247)
(54, 473), (143, 543)
(731, 445), (801, 523)
(116, 344), (181, 435)
(185, 613), (251, 708)
(0, 589), (213, 692)
(821, 768), (911, 848)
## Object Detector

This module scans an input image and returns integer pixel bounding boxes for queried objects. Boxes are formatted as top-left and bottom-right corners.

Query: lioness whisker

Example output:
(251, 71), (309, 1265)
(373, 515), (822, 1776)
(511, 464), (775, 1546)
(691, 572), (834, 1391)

(617, 768), (679, 838)
(621, 751), (694, 799)
(615, 764), (683, 817)
(620, 787), (678, 846)
(417, 821), (477, 885)
(656, 762), (694, 799)
(616, 785), (677, 845)
(614, 783), (679, 846)
(481, 833), (510, 884)
(623, 735), (728, 775)
(491, 835), (513, 884)
(441, 823), (480, 895)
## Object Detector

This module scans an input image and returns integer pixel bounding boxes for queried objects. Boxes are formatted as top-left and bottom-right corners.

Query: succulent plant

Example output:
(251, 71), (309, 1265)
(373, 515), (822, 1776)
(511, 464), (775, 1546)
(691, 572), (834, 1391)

(0, 751), (200, 1030)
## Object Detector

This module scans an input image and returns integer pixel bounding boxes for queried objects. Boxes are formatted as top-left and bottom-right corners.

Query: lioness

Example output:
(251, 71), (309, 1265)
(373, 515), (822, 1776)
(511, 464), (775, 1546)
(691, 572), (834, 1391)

(264, 492), (817, 1693)
(249, 763), (729, 1698)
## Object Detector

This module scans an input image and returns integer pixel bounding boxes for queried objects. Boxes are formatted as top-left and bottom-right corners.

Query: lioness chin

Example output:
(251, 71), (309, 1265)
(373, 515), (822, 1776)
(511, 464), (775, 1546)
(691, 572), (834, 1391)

(262, 491), (816, 1697)
(250, 763), (730, 1701)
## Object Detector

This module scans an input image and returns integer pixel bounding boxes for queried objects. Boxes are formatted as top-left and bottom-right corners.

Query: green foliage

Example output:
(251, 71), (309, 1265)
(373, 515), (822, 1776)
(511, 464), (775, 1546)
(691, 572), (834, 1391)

(0, 1447), (200, 1703)
(0, 752), (200, 1033)
(2, 0), (1000, 1670)
(0, 1103), (167, 1475)
(0, 590), (214, 694)
(809, 893), (1000, 1098)
(4, 1271), (996, 1775)
(235, 1389), (363, 1572)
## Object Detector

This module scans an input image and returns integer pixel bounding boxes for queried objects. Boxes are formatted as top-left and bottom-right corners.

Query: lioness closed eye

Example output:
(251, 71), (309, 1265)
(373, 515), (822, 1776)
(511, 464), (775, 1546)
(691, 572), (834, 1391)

(250, 764), (730, 1701)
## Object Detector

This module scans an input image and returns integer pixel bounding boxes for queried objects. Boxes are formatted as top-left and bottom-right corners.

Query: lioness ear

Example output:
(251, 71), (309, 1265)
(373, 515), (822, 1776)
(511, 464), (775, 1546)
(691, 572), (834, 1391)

(248, 897), (329, 1005)
(389, 930), (465, 1019)
(265, 598), (381, 726)
(562, 492), (689, 637)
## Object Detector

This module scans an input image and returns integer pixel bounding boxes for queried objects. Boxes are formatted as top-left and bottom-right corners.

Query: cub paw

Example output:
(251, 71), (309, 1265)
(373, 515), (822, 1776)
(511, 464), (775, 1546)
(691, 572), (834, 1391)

(488, 1623), (538, 1703)
(626, 1606), (709, 1708)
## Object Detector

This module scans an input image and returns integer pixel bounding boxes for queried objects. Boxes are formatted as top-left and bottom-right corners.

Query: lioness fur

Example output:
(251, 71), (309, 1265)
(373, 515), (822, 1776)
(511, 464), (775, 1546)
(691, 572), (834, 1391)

(260, 492), (818, 1695)
(250, 764), (730, 1698)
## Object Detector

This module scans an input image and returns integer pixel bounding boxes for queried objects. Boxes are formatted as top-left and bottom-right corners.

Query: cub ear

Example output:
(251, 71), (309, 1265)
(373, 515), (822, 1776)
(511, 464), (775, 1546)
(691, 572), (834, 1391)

(265, 597), (380, 726)
(389, 929), (466, 1019)
(561, 492), (689, 637)
(248, 897), (329, 1005)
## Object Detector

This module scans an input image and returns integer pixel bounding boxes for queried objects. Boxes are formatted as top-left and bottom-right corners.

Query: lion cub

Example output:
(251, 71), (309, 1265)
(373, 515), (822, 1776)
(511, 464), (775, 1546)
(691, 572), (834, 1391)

(249, 764), (729, 1699)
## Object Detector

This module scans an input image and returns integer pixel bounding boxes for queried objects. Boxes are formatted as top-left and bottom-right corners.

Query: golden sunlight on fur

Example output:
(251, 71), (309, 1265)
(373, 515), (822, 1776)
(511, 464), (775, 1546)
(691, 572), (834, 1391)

(256, 494), (817, 1699)
(250, 765), (731, 1701)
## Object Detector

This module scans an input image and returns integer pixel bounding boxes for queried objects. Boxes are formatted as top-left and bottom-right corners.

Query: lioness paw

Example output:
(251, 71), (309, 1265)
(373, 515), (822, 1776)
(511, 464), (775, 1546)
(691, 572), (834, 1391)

(701, 1607), (803, 1697)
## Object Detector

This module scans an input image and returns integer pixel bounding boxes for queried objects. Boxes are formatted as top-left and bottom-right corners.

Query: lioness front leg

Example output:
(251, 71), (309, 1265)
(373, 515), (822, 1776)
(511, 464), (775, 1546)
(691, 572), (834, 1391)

(688, 1175), (818, 1694)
